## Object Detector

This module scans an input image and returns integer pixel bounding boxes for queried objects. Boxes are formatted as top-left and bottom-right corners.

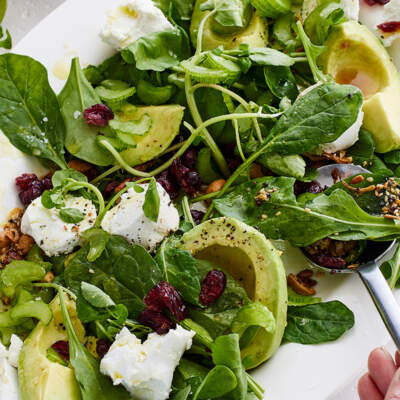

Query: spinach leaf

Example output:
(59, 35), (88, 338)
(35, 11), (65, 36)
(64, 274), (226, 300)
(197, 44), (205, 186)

(381, 242), (400, 289)
(122, 27), (191, 71)
(384, 150), (400, 165)
(267, 83), (363, 155)
(156, 240), (201, 305)
(194, 365), (237, 399)
(59, 57), (114, 166)
(370, 155), (393, 176)
(264, 66), (298, 101)
(347, 128), (375, 166)
(0, 54), (67, 168)
(59, 208), (84, 224)
(154, 0), (195, 22)
(214, 177), (400, 247)
(143, 178), (160, 222)
(0, 26), (11, 49)
(187, 260), (250, 338)
(284, 301), (354, 344)
(0, 0), (6, 23)
(65, 235), (162, 317)
(211, 334), (247, 400)
(239, 47), (296, 67)
(57, 289), (131, 399)
(258, 153), (306, 179)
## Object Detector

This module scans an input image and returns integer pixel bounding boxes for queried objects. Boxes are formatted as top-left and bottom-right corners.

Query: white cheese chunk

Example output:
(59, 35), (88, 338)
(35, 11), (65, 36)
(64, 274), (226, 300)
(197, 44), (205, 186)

(319, 109), (364, 153)
(101, 183), (179, 252)
(0, 342), (20, 400)
(21, 196), (97, 257)
(100, 326), (195, 400)
(7, 335), (23, 369)
(360, 0), (400, 47)
(100, 0), (173, 50)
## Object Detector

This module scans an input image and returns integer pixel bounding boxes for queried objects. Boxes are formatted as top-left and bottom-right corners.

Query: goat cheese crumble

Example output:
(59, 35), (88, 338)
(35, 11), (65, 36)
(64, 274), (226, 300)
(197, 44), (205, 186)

(101, 183), (179, 251)
(0, 335), (22, 400)
(21, 196), (97, 257)
(100, 326), (195, 400)
(100, 0), (173, 50)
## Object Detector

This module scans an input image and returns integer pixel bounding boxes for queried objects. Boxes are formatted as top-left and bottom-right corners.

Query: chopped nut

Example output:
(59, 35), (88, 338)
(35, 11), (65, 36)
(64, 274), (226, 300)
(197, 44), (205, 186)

(67, 159), (93, 173)
(350, 175), (364, 184)
(0, 232), (10, 248)
(206, 179), (226, 195)
(16, 234), (34, 255)
(367, 177), (374, 183)
(287, 274), (316, 296)
(43, 271), (55, 283)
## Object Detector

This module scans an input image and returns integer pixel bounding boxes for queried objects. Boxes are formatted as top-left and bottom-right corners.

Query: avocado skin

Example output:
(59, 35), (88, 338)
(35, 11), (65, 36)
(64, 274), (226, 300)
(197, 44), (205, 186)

(322, 21), (400, 153)
(18, 296), (85, 400)
(179, 217), (287, 369)
(190, 0), (268, 51)
(119, 105), (184, 166)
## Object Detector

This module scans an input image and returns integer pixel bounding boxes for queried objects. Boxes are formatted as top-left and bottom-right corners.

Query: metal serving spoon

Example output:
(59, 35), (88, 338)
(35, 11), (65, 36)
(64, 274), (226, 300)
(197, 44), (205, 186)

(302, 163), (400, 349)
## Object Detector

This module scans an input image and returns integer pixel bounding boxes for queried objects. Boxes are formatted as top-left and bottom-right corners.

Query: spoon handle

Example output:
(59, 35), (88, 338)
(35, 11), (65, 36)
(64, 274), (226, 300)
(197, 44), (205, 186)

(358, 262), (400, 350)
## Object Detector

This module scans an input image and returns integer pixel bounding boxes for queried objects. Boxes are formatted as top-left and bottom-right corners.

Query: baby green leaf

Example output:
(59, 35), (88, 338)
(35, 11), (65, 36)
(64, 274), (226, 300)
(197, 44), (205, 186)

(284, 301), (354, 344)
(81, 282), (116, 308)
(59, 208), (85, 224)
(80, 228), (110, 262)
(52, 169), (88, 188)
(381, 242), (400, 289)
(0, 54), (67, 168)
(143, 178), (160, 222)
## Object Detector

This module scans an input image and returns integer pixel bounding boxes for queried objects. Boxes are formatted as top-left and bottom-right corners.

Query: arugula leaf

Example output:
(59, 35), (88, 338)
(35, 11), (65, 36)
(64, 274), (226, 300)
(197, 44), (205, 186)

(268, 83), (363, 155)
(214, 177), (400, 247)
(156, 239), (201, 305)
(65, 235), (162, 317)
(80, 228), (110, 262)
(230, 47), (296, 67)
(59, 57), (114, 166)
(201, 0), (251, 29)
(0, 54), (67, 168)
(347, 128), (375, 166)
(41, 188), (65, 209)
(59, 208), (85, 224)
(56, 289), (131, 399)
(381, 242), (400, 289)
(211, 334), (247, 400)
(143, 178), (160, 222)
(257, 153), (306, 179)
(81, 282), (115, 308)
(284, 301), (354, 344)
(122, 27), (191, 71)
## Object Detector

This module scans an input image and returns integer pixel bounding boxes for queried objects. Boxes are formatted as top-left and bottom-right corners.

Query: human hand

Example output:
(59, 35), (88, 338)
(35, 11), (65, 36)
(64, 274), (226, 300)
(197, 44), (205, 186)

(358, 348), (400, 400)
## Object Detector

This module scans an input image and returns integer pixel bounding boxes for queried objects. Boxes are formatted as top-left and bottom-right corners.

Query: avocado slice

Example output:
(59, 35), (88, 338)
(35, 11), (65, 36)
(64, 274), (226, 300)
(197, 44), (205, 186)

(18, 296), (85, 400)
(119, 105), (184, 166)
(190, 0), (268, 51)
(321, 21), (400, 153)
(179, 217), (287, 368)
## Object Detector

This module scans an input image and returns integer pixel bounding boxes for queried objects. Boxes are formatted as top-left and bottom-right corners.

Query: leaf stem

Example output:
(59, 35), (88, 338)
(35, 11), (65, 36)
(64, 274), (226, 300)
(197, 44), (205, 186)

(195, 9), (217, 56)
(182, 196), (195, 227)
(90, 165), (121, 185)
(185, 73), (231, 178)
(192, 83), (263, 143)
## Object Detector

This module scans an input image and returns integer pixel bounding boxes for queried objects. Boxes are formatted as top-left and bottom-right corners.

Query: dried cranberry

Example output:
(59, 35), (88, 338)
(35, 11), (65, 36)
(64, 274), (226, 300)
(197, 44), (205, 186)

(103, 181), (120, 198)
(186, 171), (201, 188)
(311, 254), (347, 269)
(157, 171), (179, 200)
(96, 339), (111, 359)
(144, 281), (186, 321)
(364, 0), (390, 5)
(191, 210), (205, 225)
(3, 250), (24, 265)
(294, 181), (324, 196)
(83, 104), (114, 126)
(15, 173), (38, 191)
(378, 21), (400, 33)
(138, 309), (176, 334)
(40, 176), (53, 191)
(182, 149), (197, 169)
(51, 340), (70, 361)
(19, 180), (43, 205)
(83, 167), (98, 182)
(170, 159), (201, 196)
(199, 270), (227, 306)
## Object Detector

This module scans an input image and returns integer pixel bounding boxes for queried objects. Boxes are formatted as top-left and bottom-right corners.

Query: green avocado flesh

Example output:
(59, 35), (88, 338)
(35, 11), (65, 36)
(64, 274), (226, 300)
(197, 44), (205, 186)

(190, 0), (268, 51)
(18, 296), (85, 400)
(322, 21), (400, 153)
(119, 104), (184, 166)
(179, 217), (287, 369)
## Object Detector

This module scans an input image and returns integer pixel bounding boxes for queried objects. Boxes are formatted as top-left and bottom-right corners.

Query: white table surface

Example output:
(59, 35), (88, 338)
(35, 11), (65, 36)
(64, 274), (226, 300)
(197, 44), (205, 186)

(3, 1), (396, 399)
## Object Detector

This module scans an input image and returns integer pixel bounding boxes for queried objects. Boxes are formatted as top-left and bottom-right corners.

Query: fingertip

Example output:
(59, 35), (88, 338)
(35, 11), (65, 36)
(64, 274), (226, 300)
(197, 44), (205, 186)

(358, 373), (384, 400)
(368, 348), (396, 395)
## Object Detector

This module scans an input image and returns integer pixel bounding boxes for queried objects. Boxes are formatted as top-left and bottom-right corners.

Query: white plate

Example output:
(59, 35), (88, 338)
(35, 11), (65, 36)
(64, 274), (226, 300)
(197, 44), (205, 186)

(2, 1), (399, 398)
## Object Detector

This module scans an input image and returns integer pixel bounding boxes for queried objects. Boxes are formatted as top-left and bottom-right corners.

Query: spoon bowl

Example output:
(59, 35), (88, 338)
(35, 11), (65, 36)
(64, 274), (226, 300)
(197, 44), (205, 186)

(301, 163), (400, 349)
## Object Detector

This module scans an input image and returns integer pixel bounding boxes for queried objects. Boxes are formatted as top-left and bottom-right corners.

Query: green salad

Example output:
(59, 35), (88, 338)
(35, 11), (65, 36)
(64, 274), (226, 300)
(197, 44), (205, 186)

(0, 0), (399, 398)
